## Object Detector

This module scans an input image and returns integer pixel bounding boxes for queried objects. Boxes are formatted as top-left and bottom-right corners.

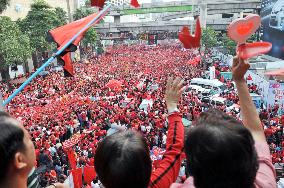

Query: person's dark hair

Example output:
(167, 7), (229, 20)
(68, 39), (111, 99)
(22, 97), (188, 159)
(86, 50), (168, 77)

(94, 130), (152, 188)
(0, 111), (25, 182)
(185, 109), (258, 188)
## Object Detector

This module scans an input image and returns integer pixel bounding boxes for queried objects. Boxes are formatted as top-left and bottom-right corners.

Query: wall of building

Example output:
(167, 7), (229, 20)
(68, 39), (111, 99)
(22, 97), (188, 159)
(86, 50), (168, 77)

(0, 0), (79, 21)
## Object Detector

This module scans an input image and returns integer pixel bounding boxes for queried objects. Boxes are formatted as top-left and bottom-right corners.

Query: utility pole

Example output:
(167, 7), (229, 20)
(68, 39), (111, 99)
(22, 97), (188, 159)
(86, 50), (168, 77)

(66, 0), (73, 22)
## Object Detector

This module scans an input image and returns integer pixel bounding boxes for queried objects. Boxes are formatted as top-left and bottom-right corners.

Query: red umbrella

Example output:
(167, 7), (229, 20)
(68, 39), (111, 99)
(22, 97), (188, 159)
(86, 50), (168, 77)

(105, 79), (122, 91)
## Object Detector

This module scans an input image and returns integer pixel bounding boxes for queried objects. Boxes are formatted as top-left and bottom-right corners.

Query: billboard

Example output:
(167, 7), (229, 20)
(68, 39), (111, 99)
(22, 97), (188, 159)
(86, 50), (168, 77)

(122, 5), (192, 15)
(267, 81), (284, 110)
(261, 0), (284, 60)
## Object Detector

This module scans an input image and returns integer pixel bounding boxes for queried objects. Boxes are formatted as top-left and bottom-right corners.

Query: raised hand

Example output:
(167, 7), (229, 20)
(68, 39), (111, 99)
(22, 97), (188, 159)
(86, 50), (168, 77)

(165, 77), (185, 112)
(232, 56), (250, 82)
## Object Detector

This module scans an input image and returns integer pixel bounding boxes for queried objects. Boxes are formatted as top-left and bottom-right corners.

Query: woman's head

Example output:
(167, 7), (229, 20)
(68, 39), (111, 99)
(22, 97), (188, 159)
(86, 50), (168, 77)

(185, 109), (258, 188)
(0, 111), (36, 184)
(94, 130), (152, 188)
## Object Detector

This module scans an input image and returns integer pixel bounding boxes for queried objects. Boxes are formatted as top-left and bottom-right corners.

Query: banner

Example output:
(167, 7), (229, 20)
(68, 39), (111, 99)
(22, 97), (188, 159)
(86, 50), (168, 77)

(209, 66), (216, 80)
(220, 72), (232, 80)
(261, 0), (284, 60)
(122, 5), (193, 15)
(267, 81), (284, 109)
(148, 34), (158, 45)
(83, 166), (97, 185)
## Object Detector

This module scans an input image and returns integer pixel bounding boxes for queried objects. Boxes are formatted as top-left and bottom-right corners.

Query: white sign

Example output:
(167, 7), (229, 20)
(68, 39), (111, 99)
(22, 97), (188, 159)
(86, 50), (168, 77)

(267, 81), (284, 109)
(209, 66), (216, 80)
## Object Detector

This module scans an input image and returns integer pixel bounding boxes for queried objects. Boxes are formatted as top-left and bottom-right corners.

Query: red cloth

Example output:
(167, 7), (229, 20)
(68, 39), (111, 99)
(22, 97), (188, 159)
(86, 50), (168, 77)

(247, 74), (253, 81)
(61, 53), (74, 76)
(71, 168), (83, 188)
(83, 166), (97, 185)
(131, 0), (140, 8)
(91, 0), (105, 8)
(178, 17), (201, 49)
(149, 113), (184, 188)
(67, 150), (77, 170)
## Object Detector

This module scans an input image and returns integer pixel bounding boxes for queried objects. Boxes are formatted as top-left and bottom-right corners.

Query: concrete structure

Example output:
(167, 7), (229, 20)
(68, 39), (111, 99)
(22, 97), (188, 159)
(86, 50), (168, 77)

(0, 0), (79, 21)
(94, 18), (232, 33)
(108, 0), (261, 16)
(158, 0), (260, 21)
(97, 0), (261, 34)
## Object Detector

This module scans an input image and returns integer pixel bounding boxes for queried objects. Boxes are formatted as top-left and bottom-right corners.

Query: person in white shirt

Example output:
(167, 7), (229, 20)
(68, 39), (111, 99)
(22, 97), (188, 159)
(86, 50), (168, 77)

(141, 125), (146, 133)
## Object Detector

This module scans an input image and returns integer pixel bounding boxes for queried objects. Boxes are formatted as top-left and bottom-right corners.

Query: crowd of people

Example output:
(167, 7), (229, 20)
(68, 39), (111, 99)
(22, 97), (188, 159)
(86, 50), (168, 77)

(0, 44), (282, 187)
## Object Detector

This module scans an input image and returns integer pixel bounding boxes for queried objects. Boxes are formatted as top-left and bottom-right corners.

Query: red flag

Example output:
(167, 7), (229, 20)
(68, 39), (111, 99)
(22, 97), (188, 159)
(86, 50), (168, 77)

(91, 0), (105, 8)
(131, 0), (140, 8)
(71, 168), (83, 188)
(83, 166), (96, 185)
(66, 149), (77, 170)
(47, 11), (108, 75)
(58, 52), (74, 76)
(179, 17), (201, 49)
(105, 79), (122, 91)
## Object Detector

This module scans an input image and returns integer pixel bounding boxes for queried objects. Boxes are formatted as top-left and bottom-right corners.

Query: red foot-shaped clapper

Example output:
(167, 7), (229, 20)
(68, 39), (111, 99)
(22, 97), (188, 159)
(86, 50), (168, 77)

(237, 42), (272, 59)
(228, 14), (272, 59)
(179, 17), (201, 49)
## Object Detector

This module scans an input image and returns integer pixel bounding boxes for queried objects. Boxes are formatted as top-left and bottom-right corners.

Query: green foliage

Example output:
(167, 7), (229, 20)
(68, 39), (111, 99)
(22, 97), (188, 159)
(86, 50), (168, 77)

(221, 34), (237, 56)
(73, 7), (96, 21)
(247, 34), (258, 43)
(18, 0), (67, 53)
(201, 27), (218, 52)
(0, 0), (10, 13)
(82, 27), (98, 47)
(84, 0), (91, 7)
(0, 16), (32, 68)
(54, 7), (68, 26)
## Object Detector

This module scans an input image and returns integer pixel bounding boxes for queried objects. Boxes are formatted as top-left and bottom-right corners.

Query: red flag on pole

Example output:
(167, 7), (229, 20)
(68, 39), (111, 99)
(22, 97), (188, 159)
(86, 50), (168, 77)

(83, 166), (97, 185)
(47, 11), (107, 76)
(179, 17), (201, 49)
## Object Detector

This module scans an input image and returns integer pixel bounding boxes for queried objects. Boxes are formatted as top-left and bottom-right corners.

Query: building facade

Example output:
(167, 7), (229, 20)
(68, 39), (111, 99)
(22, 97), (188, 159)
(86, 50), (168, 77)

(0, 0), (80, 21)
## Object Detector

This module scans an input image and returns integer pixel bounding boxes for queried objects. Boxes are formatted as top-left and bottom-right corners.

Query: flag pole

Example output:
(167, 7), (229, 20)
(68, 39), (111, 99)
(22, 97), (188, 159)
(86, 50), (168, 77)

(3, 4), (111, 106)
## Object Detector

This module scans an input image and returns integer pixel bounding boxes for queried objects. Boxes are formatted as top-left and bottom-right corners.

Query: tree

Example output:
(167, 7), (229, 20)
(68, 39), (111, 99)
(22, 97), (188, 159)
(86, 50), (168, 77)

(82, 28), (98, 47)
(0, 0), (10, 13)
(221, 34), (237, 56)
(247, 34), (258, 43)
(73, 6), (95, 21)
(201, 27), (219, 54)
(54, 7), (68, 26)
(18, 0), (67, 69)
(0, 16), (32, 82)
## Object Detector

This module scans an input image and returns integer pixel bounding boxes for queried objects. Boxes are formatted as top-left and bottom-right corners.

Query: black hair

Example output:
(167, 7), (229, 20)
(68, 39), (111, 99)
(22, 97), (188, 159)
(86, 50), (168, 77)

(0, 111), (25, 183)
(185, 109), (259, 188)
(94, 130), (152, 188)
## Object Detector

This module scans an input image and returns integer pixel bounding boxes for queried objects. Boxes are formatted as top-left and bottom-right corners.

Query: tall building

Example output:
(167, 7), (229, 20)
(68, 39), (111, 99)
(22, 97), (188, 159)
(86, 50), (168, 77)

(0, 0), (79, 21)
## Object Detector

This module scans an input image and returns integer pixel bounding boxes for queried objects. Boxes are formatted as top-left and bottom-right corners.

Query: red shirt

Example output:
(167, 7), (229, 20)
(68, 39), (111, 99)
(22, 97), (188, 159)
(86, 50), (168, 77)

(149, 113), (184, 188)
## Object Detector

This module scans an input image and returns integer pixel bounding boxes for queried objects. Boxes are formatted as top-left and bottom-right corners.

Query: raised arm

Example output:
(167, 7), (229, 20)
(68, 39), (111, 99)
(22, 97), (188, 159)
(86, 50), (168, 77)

(149, 77), (185, 188)
(232, 57), (266, 142)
